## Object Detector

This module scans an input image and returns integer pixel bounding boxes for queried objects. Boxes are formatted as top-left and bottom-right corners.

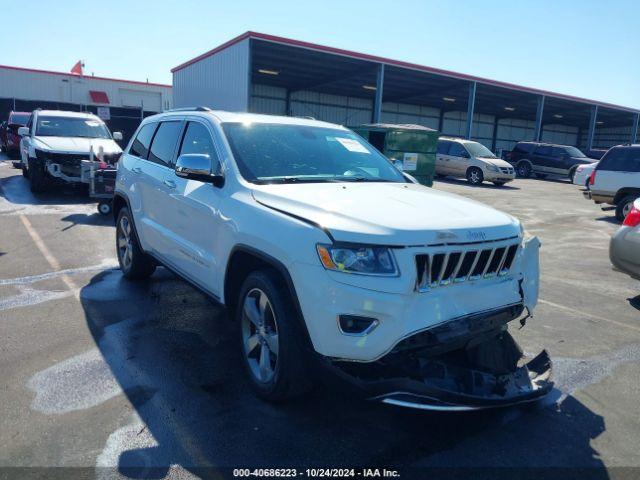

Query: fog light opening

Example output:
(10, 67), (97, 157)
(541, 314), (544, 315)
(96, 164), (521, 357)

(338, 315), (379, 335)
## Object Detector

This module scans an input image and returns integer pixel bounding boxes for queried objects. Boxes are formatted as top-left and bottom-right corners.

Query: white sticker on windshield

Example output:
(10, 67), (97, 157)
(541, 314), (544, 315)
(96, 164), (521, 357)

(403, 152), (418, 171)
(335, 137), (370, 154)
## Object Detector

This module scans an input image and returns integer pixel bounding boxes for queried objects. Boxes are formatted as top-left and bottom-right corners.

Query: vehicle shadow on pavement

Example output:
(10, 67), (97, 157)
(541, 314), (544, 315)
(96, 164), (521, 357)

(0, 174), (94, 206)
(594, 215), (621, 226)
(80, 269), (609, 478)
(60, 213), (113, 230)
(434, 178), (520, 190)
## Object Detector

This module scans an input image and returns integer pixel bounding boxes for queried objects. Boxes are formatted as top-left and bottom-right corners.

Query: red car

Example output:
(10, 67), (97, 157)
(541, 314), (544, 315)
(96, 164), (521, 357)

(1, 111), (31, 159)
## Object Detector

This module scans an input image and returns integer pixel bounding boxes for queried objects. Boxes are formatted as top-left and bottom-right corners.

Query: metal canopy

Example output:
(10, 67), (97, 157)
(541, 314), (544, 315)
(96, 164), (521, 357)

(249, 37), (635, 130)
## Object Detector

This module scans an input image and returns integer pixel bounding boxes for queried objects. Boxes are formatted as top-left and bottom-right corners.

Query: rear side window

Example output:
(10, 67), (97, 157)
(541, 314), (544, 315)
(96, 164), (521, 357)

(599, 147), (640, 172)
(437, 141), (451, 155)
(514, 143), (535, 154)
(129, 123), (157, 159)
(148, 121), (183, 166)
(551, 147), (567, 158)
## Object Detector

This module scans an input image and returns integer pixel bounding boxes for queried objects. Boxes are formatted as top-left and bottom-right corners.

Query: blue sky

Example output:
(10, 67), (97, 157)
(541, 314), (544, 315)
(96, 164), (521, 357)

(6, 0), (639, 108)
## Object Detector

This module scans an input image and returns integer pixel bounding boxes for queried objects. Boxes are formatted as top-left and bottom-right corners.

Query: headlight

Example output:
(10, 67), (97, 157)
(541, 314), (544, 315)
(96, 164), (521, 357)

(316, 244), (399, 276)
(486, 164), (499, 172)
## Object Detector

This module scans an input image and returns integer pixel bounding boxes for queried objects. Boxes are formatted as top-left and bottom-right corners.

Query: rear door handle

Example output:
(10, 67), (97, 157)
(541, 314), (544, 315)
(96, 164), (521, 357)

(131, 166), (142, 174)
(164, 179), (176, 189)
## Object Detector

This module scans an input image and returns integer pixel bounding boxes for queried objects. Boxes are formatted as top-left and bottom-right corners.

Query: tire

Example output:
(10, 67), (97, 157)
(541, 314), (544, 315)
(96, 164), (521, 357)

(28, 159), (47, 193)
(615, 195), (637, 222)
(116, 207), (156, 279)
(98, 201), (112, 216)
(466, 167), (484, 186)
(534, 173), (547, 179)
(493, 181), (506, 187)
(568, 168), (577, 183)
(517, 161), (532, 178)
(237, 270), (311, 402)
(22, 163), (28, 178)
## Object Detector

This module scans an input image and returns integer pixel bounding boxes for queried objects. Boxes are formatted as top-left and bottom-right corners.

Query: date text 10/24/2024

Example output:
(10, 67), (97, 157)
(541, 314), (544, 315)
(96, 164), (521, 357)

(233, 468), (400, 478)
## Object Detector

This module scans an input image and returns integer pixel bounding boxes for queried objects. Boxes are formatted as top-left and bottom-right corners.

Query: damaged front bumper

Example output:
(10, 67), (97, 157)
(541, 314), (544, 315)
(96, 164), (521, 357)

(328, 304), (553, 411)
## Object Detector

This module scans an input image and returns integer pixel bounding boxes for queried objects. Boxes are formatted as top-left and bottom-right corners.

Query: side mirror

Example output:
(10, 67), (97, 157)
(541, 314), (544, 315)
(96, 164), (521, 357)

(112, 131), (123, 141)
(175, 153), (224, 187)
(18, 126), (30, 137)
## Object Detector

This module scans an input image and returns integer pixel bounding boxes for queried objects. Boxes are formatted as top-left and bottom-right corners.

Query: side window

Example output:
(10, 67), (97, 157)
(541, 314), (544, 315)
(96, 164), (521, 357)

(601, 147), (640, 172)
(179, 122), (220, 172)
(437, 141), (450, 155)
(129, 123), (157, 159)
(448, 142), (467, 157)
(534, 145), (552, 156)
(148, 121), (183, 166)
(551, 147), (567, 158)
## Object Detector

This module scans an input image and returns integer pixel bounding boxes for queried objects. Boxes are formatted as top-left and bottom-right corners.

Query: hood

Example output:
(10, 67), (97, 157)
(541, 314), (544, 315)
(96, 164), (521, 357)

(252, 182), (520, 245)
(478, 158), (512, 168)
(34, 136), (122, 155)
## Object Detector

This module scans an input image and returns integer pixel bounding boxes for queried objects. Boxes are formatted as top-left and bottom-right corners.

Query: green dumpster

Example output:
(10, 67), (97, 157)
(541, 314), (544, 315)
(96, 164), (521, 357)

(351, 123), (439, 186)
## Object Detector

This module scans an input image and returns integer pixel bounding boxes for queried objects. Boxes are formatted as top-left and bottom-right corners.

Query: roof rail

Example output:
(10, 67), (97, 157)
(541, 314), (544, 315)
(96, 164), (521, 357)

(166, 106), (212, 112)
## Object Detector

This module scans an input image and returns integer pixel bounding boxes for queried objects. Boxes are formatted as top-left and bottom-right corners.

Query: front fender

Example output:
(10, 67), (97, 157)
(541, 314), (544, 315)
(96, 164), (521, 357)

(521, 236), (540, 313)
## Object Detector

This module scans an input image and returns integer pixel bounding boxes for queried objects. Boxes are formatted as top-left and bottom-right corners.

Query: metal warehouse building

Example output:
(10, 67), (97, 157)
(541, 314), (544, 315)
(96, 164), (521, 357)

(0, 64), (172, 112)
(173, 31), (639, 154)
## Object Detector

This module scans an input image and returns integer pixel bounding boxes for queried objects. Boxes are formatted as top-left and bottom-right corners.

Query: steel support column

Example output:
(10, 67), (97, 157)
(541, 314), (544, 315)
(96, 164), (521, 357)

(491, 116), (500, 152)
(372, 63), (385, 123)
(631, 113), (639, 144)
(587, 105), (599, 150)
(465, 81), (476, 139)
(534, 95), (545, 142)
(438, 109), (445, 132)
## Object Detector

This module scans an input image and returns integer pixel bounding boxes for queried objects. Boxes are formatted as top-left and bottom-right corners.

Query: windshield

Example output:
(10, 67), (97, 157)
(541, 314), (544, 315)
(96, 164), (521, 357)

(565, 146), (586, 158)
(9, 114), (30, 126)
(222, 123), (406, 184)
(464, 142), (497, 158)
(35, 116), (111, 139)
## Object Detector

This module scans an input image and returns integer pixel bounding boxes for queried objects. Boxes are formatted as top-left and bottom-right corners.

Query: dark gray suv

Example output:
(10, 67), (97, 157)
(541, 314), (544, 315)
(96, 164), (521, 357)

(506, 141), (597, 181)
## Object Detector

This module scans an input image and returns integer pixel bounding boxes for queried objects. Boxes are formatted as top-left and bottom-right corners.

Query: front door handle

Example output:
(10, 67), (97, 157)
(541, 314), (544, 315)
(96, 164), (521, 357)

(164, 179), (176, 189)
(131, 166), (142, 174)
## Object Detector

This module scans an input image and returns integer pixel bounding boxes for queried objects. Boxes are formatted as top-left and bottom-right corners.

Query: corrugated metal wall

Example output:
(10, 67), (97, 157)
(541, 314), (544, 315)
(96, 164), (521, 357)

(173, 39), (250, 111)
(0, 67), (171, 111)
(249, 83), (623, 152)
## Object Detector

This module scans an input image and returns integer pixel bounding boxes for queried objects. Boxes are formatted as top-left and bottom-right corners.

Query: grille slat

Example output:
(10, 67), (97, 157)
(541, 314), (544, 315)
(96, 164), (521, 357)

(414, 242), (520, 292)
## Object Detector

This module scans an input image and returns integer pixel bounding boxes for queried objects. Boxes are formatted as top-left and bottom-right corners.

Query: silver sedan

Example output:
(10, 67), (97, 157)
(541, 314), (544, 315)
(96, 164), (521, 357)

(610, 198), (640, 280)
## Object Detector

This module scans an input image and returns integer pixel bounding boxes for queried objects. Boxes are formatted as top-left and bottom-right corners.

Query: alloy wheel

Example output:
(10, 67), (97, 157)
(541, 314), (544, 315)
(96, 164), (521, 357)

(117, 216), (133, 270)
(241, 288), (279, 383)
(623, 201), (633, 218)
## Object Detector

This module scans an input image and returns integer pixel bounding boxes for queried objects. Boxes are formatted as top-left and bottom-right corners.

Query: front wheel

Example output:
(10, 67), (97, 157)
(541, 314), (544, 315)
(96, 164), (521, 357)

(28, 159), (47, 193)
(616, 195), (637, 222)
(116, 207), (156, 279)
(237, 270), (311, 402)
(466, 167), (484, 186)
(517, 162), (532, 178)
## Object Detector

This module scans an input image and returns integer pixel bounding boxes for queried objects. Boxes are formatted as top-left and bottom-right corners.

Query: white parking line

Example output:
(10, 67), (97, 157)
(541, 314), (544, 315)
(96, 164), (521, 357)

(19, 214), (78, 294)
(539, 298), (640, 333)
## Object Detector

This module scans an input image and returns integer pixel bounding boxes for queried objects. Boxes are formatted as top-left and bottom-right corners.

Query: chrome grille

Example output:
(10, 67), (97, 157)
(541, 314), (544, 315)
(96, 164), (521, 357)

(500, 167), (514, 174)
(415, 243), (519, 292)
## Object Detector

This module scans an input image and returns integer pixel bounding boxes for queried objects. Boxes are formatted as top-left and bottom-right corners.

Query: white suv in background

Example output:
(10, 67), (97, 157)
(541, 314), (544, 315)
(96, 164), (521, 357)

(114, 108), (550, 410)
(436, 138), (515, 186)
(586, 145), (640, 221)
(19, 110), (122, 192)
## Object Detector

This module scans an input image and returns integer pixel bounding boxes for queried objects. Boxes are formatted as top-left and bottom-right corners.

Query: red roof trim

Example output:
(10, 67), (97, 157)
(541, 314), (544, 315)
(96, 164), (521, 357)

(0, 64), (171, 88)
(171, 31), (638, 114)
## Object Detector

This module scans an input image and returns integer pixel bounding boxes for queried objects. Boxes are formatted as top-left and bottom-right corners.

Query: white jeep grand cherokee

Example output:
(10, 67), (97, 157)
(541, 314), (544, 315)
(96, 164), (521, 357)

(114, 108), (551, 410)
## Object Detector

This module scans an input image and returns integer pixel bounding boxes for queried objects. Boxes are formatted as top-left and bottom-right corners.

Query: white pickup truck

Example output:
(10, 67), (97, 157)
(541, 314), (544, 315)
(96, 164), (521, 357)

(113, 108), (552, 411)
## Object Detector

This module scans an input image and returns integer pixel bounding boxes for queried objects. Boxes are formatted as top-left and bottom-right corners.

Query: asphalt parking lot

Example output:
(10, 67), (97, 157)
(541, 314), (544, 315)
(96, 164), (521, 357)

(1, 155), (639, 479)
